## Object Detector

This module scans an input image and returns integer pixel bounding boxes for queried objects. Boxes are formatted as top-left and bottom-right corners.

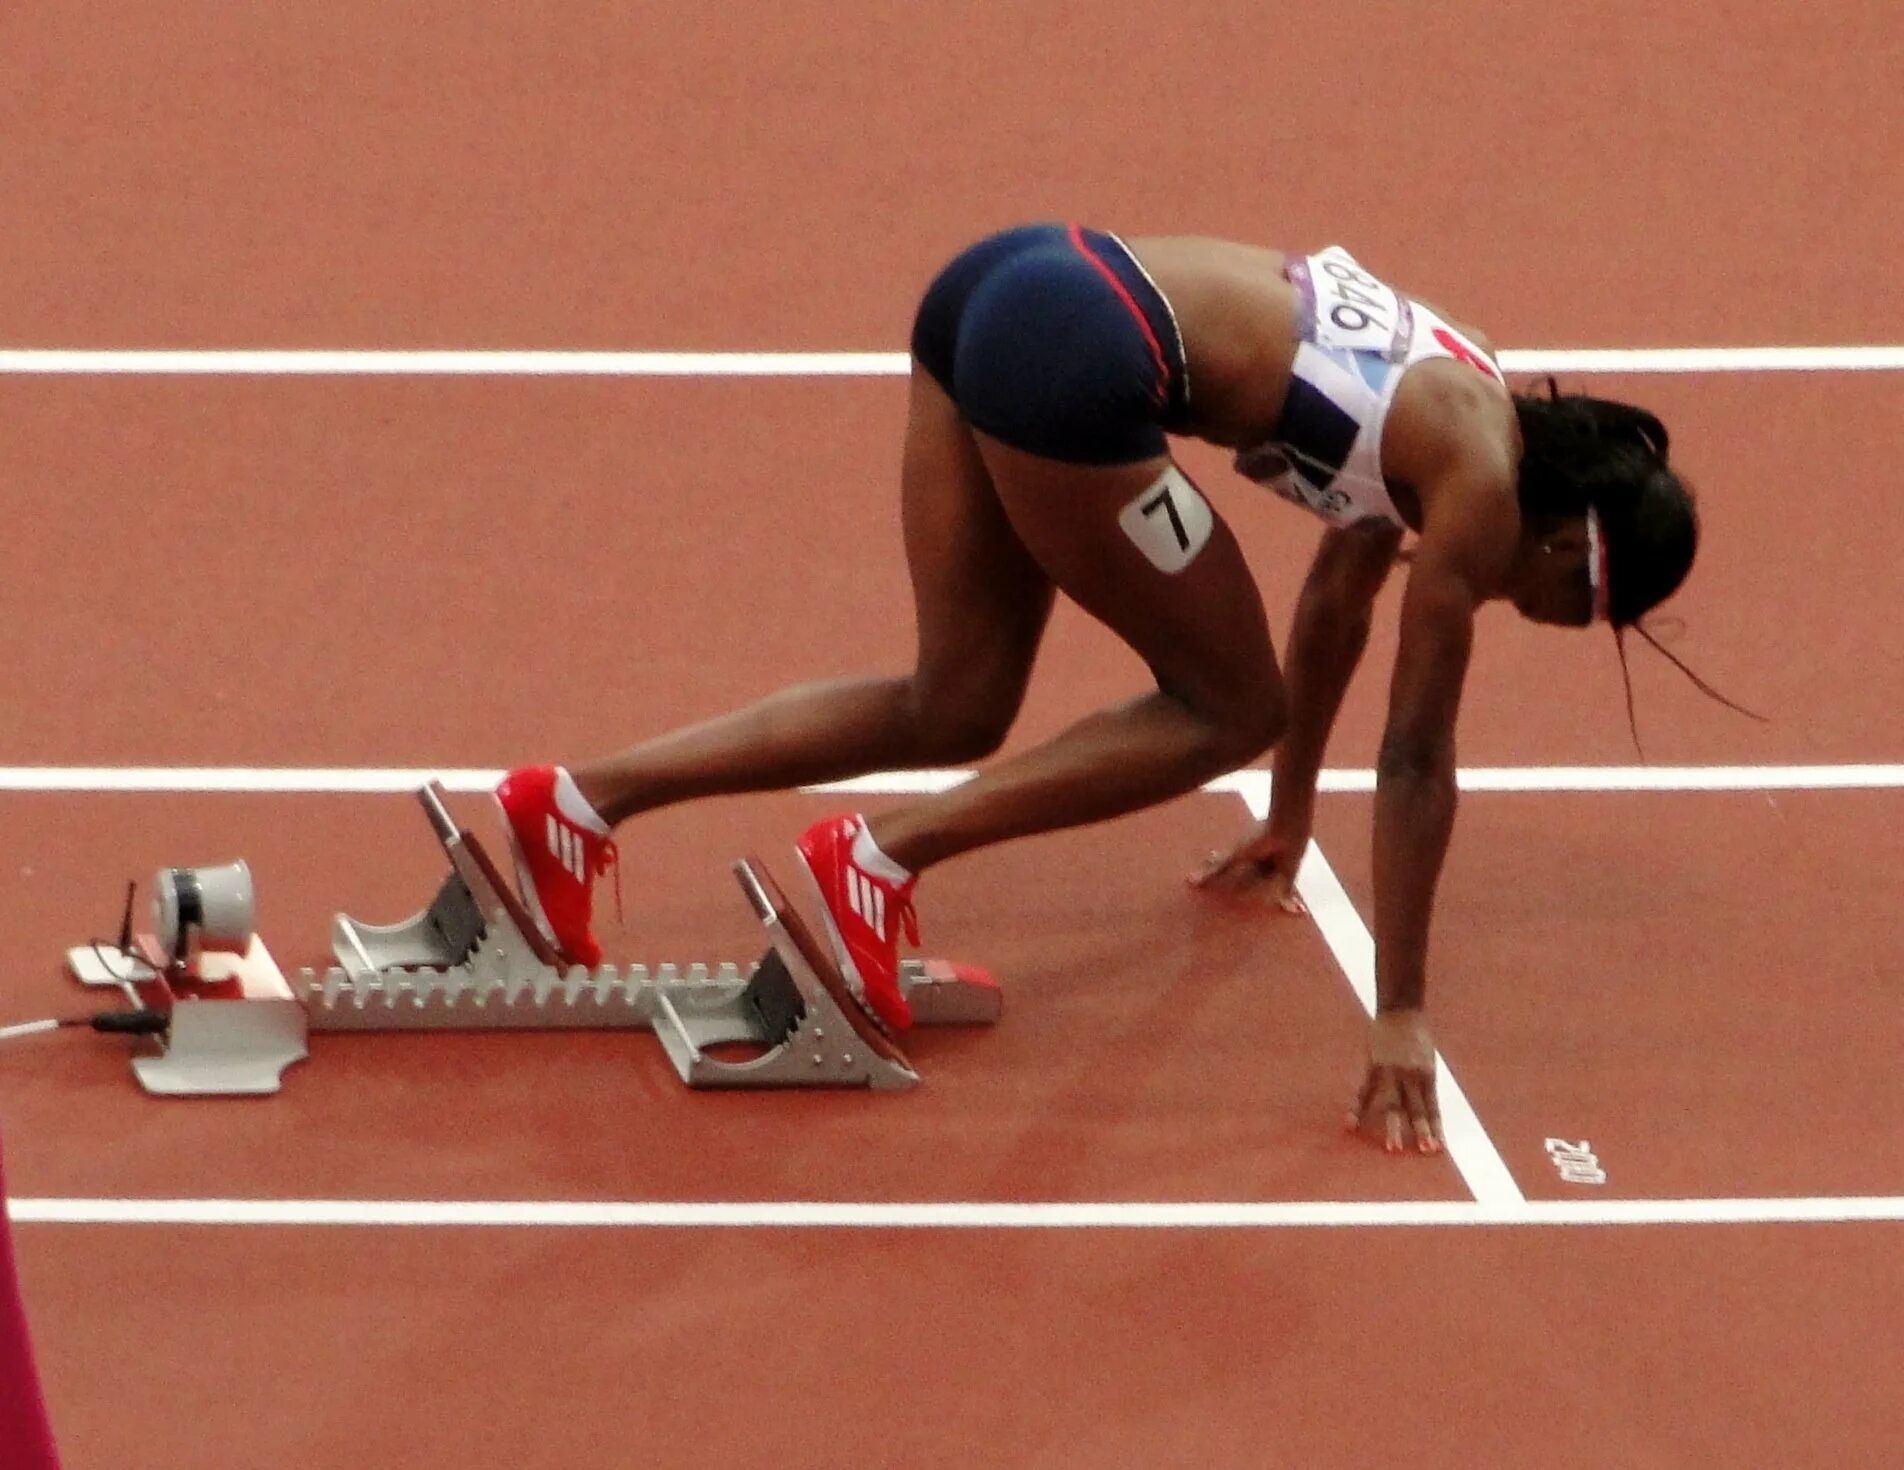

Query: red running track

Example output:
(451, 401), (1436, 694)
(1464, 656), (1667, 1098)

(3, 2), (1902, 1466)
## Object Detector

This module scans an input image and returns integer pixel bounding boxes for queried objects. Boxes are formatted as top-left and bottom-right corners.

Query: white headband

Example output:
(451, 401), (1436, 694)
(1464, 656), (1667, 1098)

(1585, 506), (1610, 624)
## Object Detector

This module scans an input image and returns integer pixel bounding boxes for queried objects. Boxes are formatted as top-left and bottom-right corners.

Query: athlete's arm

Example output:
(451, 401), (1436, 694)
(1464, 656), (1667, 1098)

(1373, 460), (1515, 1013)
(1275, 524), (1403, 830)
(1191, 524), (1402, 905)
(1351, 429), (1516, 1152)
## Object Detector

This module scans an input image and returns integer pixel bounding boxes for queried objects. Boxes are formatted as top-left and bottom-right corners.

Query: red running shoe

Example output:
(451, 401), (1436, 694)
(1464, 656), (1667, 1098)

(795, 813), (918, 1033)
(495, 765), (618, 967)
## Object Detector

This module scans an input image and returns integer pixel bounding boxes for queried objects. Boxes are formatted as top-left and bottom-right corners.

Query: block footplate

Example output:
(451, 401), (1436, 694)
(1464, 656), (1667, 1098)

(305, 784), (999, 1090)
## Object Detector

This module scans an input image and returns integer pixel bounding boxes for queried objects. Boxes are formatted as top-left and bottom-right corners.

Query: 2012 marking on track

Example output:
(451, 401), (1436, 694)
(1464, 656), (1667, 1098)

(1545, 1137), (1607, 1186)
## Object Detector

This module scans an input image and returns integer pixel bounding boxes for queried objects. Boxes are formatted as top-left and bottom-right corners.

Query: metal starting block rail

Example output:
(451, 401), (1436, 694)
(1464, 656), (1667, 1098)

(66, 783), (999, 1097)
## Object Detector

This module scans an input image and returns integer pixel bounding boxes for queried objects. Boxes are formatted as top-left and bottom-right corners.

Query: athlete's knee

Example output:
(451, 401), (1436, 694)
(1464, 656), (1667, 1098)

(924, 710), (1015, 764)
(1169, 675), (1287, 768)
(1231, 692), (1288, 762)
(1211, 698), (1285, 768)
(904, 673), (1022, 763)
(879, 666), (1020, 757)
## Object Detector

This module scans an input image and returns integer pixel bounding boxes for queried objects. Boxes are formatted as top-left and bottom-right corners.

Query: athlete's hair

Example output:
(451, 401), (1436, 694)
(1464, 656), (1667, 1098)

(1511, 380), (1764, 746)
(1511, 381), (1694, 628)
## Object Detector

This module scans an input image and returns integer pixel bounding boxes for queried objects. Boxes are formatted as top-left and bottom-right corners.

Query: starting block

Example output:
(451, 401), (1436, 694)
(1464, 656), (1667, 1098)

(67, 783), (999, 1097)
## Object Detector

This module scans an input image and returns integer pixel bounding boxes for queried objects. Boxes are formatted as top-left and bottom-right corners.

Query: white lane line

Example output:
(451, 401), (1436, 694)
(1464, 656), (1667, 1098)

(0, 767), (510, 794)
(9, 1195), (1903, 1228)
(1310, 764), (1904, 794)
(0, 347), (1900, 376)
(0, 764), (1897, 795)
(1227, 773), (1523, 1205)
(1503, 346), (1904, 374)
(0, 351), (906, 377)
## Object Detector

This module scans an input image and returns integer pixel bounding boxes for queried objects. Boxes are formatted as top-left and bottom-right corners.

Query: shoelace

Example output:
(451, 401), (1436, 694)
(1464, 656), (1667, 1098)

(876, 876), (918, 948)
(595, 838), (623, 926)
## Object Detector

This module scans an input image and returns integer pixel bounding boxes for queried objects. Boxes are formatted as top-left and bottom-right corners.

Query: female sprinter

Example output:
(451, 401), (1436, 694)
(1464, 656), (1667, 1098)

(494, 223), (1698, 1153)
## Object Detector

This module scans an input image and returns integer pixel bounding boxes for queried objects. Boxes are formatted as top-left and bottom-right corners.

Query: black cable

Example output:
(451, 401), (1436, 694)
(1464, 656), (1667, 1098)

(87, 939), (160, 985)
(89, 1010), (168, 1035)
(0, 880), (179, 1048)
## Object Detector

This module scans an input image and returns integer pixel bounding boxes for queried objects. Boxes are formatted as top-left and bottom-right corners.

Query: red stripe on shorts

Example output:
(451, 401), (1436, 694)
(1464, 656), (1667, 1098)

(1066, 223), (1170, 404)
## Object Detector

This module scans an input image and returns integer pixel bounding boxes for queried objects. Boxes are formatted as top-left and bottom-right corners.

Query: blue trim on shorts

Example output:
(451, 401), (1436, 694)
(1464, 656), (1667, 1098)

(909, 223), (1189, 466)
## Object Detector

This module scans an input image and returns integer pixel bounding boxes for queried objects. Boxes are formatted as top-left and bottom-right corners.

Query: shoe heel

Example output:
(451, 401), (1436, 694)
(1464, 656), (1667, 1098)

(794, 846), (869, 1000)
(495, 797), (564, 955)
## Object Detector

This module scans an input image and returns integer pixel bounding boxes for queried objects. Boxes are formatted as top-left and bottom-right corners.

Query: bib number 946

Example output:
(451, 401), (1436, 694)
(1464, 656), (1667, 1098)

(1320, 257), (1392, 334)
(1308, 248), (1403, 354)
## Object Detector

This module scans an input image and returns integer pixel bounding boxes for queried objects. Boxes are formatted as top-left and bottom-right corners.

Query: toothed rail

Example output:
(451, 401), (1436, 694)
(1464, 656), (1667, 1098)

(298, 958), (998, 1033)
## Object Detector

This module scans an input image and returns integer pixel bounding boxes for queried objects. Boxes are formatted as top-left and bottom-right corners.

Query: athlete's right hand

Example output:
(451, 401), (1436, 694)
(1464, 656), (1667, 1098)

(1349, 1009), (1444, 1155)
(1187, 823), (1311, 914)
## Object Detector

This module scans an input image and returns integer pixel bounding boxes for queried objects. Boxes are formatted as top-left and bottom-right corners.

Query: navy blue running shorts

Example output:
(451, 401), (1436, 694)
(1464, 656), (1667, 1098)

(909, 223), (1190, 466)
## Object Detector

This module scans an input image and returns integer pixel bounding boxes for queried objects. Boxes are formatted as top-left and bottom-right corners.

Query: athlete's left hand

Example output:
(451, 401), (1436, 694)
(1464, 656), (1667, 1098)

(1187, 824), (1310, 914)
(1349, 1010), (1444, 1155)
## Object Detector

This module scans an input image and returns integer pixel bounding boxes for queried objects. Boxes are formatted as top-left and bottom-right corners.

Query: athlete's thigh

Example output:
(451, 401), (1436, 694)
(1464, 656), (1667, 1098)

(972, 435), (1282, 725)
(900, 368), (1054, 706)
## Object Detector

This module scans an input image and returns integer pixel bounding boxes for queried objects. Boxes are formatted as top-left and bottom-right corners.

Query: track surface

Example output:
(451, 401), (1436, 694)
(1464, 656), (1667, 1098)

(4, 5), (1900, 1467)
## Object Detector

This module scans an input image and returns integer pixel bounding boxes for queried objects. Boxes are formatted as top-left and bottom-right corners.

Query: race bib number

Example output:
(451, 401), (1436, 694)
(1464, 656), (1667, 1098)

(1118, 465), (1214, 575)
(1305, 247), (1406, 357)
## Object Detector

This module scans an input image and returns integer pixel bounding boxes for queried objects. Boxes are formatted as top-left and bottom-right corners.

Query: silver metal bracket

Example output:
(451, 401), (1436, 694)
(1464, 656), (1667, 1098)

(67, 936), (309, 1096)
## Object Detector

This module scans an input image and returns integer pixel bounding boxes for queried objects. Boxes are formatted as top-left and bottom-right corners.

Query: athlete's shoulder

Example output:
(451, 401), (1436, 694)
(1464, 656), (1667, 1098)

(1387, 362), (1518, 492)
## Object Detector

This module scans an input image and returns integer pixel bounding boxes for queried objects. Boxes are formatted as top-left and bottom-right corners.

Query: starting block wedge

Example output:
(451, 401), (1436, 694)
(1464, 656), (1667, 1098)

(67, 783), (999, 1097)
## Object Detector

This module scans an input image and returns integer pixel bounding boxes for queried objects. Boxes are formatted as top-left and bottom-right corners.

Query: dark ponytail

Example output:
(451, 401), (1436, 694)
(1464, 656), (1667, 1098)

(1513, 380), (1764, 747)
